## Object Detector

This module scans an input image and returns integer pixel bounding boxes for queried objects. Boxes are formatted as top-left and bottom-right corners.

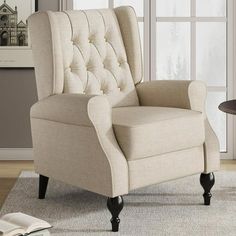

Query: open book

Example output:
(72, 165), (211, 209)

(0, 213), (51, 236)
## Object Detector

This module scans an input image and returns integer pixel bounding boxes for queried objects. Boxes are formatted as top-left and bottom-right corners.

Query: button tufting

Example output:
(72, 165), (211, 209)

(118, 60), (123, 66)
(88, 37), (93, 43)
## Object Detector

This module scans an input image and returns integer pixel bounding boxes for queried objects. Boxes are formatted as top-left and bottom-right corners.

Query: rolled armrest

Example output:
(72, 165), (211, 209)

(136, 80), (207, 114)
(136, 80), (219, 174)
(31, 93), (111, 127)
(31, 93), (128, 197)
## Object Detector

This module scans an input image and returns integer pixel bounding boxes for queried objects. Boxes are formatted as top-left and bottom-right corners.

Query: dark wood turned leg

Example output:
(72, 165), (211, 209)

(39, 175), (49, 199)
(107, 196), (124, 232)
(200, 172), (215, 206)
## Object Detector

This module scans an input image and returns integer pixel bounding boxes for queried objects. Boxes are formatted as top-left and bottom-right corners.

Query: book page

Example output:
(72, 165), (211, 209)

(1, 213), (51, 234)
(0, 219), (23, 235)
(29, 229), (51, 236)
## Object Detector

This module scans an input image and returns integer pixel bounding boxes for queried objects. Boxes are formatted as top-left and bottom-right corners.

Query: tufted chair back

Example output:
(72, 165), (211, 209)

(29, 7), (143, 107)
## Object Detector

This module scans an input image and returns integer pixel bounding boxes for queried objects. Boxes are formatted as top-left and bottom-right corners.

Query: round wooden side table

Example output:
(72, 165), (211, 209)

(219, 100), (236, 115)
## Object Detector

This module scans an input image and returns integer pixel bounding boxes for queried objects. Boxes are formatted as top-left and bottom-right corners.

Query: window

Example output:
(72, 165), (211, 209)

(69, 0), (233, 157)
(1, 15), (8, 22)
(155, 0), (229, 154)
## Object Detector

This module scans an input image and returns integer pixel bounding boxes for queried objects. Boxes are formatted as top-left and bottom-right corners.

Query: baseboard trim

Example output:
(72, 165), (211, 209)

(0, 148), (33, 160)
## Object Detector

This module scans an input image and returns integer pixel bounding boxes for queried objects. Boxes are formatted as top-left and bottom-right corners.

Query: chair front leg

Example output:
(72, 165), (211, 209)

(39, 174), (49, 199)
(200, 172), (215, 205)
(107, 196), (124, 232)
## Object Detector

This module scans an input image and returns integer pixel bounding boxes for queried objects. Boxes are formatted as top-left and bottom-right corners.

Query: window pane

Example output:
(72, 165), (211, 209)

(114, 0), (143, 17)
(73, 0), (108, 10)
(196, 0), (226, 17)
(156, 23), (190, 80)
(196, 23), (226, 86)
(206, 91), (226, 152)
(156, 0), (190, 17)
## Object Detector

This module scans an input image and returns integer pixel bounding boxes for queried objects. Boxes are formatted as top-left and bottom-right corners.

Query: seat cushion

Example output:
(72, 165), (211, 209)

(112, 106), (205, 161)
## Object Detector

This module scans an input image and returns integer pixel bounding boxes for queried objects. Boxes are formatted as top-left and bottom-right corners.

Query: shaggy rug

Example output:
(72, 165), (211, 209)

(1, 171), (236, 236)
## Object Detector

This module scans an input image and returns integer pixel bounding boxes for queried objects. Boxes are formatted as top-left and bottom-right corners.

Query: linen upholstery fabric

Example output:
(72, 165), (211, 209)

(31, 94), (129, 197)
(136, 80), (207, 113)
(128, 146), (204, 189)
(28, 11), (64, 99)
(136, 80), (220, 173)
(204, 119), (220, 173)
(112, 107), (205, 160)
(29, 9), (139, 107)
(115, 6), (143, 84)
(29, 7), (220, 198)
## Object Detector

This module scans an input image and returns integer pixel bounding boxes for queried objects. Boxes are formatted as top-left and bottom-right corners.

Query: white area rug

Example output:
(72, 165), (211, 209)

(1, 171), (236, 236)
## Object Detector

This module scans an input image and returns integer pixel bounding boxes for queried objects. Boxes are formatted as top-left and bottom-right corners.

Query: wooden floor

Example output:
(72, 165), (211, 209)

(0, 161), (34, 208)
(0, 160), (235, 208)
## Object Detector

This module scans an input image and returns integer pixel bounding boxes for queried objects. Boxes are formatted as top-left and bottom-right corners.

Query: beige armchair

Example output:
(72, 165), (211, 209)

(28, 7), (220, 232)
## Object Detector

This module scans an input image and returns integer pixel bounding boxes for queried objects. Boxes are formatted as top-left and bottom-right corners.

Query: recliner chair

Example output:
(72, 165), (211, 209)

(28, 6), (220, 232)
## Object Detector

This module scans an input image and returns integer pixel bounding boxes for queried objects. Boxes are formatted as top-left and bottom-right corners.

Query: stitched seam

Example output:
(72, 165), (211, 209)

(46, 12), (56, 95)
(87, 71), (101, 90)
(72, 43), (89, 92)
(90, 125), (116, 196)
(81, 11), (94, 93)
(90, 42), (103, 58)
(82, 10), (91, 34)
(62, 11), (74, 41)
(113, 113), (202, 128)
(97, 10), (119, 59)
(106, 40), (119, 59)
(90, 10), (119, 87)
(62, 11), (89, 91)
(130, 6), (143, 84)
(87, 99), (116, 196)
(127, 145), (204, 162)
(89, 70), (102, 86)
(73, 42), (86, 62)
(97, 10), (107, 33)
(104, 68), (119, 87)
(61, 13), (88, 88)
(97, 10), (129, 88)
(31, 117), (93, 127)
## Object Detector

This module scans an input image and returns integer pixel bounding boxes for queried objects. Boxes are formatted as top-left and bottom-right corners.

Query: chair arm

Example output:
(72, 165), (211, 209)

(136, 80), (207, 114)
(136, 80), (220, 173)
(31, 93), (111, 127)
(31, 93), (129, 197)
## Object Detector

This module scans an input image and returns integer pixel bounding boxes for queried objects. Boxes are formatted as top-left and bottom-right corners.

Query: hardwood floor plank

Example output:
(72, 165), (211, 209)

(0, 161), (34, 208)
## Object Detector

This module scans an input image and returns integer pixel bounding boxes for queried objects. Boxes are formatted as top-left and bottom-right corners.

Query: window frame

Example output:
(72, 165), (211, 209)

(62, 0), (235, 159)
(152, 0), (233, 159)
